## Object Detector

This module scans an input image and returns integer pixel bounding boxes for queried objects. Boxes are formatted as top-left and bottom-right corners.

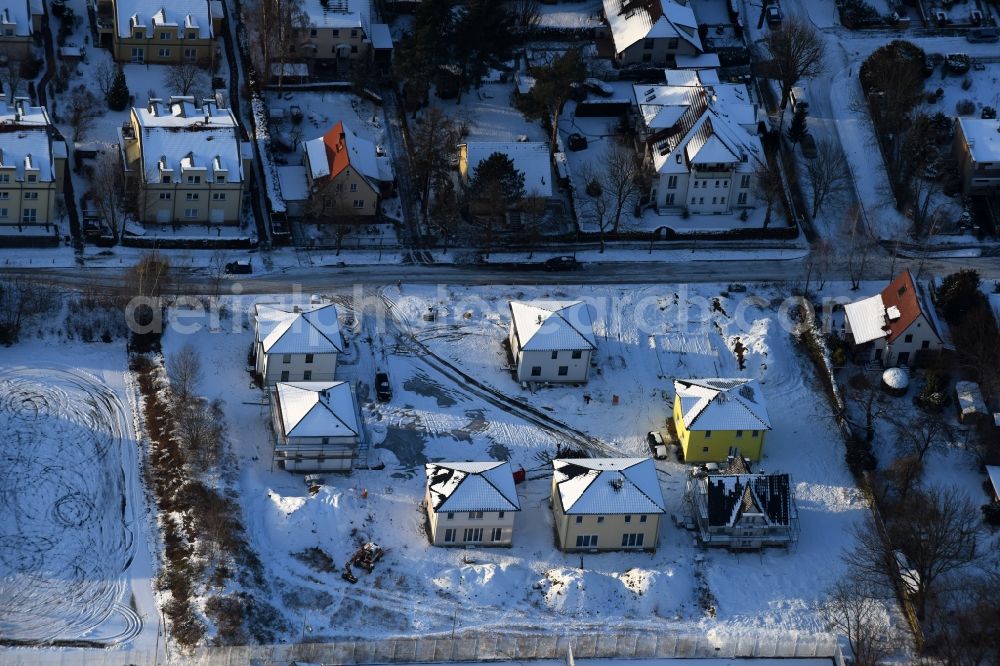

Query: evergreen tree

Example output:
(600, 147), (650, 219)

(470, 152), (525, 202)
(787, 106), (808, 143)
(107, 68), (130, 111)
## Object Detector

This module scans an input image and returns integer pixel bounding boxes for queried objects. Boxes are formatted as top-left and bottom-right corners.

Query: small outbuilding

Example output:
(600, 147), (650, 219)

(955, 380), (987, 424)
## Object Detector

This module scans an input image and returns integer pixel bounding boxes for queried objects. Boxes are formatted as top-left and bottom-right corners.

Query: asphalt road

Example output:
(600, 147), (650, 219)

(4, 254), (999, 295)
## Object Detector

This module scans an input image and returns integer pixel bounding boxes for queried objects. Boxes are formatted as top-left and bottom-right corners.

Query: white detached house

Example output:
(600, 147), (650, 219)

(270, 381), (361, 472)
(508, 301), (597, 383)
(254, 302), (343, 385)
(424, 461), (520, 547)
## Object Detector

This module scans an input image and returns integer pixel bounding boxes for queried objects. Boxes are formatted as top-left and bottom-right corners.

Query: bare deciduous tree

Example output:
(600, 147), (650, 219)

(128, 252), (171, 299)
(241, 0), (309, 88)
(846, 206), (875, 290)
(167, 343), (203, 405)
(90, 149), (131, 243)
(507, 0), (541, 35)
(846, 486), (981, 620)
(754, 159), (785, 228)
(94, 61), (116, 98)
(2, 56), (24, 102)
(581, 164), (614, 252)
(819, 577), (899, 666)
(888, 411), (952, 466)
(600, 141), (647, 233)
(762, 19), (825, 126)
(166, 62), (207, 98)
(66, 85), (100, 142)
(805, 138), (851, 219)
(428, 176), (463, 254)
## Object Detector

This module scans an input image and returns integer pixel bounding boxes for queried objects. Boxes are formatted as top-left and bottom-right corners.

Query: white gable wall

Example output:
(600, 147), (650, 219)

(509, 320), (592, 383)
(652, 168), (755, 213)
(256, 346), (338, 385)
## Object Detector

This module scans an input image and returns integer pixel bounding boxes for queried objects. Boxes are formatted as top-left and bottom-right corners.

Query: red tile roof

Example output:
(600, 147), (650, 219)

(319, 121), (350, 183)
(879, 270), (924, 343)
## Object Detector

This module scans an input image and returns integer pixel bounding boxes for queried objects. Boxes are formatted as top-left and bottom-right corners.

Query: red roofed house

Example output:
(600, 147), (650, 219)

(843, 270), (945, 367)
(299, 120), (393, 222)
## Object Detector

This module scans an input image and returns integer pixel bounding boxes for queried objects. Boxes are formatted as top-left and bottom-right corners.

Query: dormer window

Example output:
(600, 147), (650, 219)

(162, 175), (171, 183)
(27, 174), (36, 183)
(187, 175), (201, 184)
(134, 29), (143, 38)
(187, 30), (196, 39)
(216, 175), (225, 183)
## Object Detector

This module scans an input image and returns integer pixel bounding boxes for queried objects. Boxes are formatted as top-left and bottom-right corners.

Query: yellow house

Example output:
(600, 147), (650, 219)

(0, 100), (67, 229)
(95, 0), (221, 65)
(551, 458), (665, 552)
(301, 121), (389, 222)
(0, 0), (43, 58)
(672, 378), (771, 463)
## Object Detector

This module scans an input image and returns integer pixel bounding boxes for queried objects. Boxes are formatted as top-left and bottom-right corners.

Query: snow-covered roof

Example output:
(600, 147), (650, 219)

(131, 97), (246, 184)
(844, 294), (886, 345)
(509, 301), (596, 352)
(0, 99), (49, 127)
(304, 121), (384, 193)
(255, 302), (344, 354)
(648, 94), (762, 175)
(674, 378), (771, 431)
(461, 142), (553, 198)
(553, 458), (665, 515)
(115, 0), (212, 38)
(674, 53), (720, 69)
(275, 381), (359, 438)
(958, 117), (1000, 164)
(0, 102), (57, 182)
(845, 271), (939, 346)
(301, 0), (369, 31)
(602, 0), (702, 56)
(425, 461), (520, 513)
(277, 165), (309, 202)
(370, 22), (392, 49)
(0, 0), (35, 36)
(956, 381), (986, 419)
(987, 465), (1000, 497)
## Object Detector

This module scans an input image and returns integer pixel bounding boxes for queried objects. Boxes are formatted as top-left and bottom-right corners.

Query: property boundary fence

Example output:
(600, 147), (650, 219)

(183, 631), (845, 666)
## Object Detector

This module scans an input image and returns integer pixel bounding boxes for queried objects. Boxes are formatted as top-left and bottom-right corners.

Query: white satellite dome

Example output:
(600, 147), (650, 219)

(882, 367), (909, 390)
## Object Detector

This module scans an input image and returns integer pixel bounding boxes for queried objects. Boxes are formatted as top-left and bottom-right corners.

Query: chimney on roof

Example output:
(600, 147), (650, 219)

(536, 314), (542, 324)
(292, 305), (301, 313)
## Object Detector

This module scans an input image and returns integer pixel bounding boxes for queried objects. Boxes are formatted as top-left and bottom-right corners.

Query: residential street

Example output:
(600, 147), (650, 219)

(4, 254), (999, 294)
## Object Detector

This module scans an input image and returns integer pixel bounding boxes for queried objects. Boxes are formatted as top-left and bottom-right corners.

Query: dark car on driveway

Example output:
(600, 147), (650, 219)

(375, 372), (392, 402)
(543, 256), (581, 271)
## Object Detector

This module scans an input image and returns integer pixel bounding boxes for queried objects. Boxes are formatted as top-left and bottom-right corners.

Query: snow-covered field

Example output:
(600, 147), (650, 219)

(0, 344), (161, 659)
(152, 281), (878, 647)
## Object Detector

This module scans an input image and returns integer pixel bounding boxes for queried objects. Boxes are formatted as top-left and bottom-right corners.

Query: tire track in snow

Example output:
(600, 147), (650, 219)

(0, 366), (140, 646)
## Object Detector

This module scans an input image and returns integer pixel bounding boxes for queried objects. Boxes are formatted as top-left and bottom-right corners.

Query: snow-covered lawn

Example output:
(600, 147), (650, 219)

(0, 343), (160, 655)
(155, 281), (878, 645)
(430, 82), (548, 143)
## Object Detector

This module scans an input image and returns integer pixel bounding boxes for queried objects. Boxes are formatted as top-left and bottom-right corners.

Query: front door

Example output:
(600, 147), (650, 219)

(897, 351), (910, 366)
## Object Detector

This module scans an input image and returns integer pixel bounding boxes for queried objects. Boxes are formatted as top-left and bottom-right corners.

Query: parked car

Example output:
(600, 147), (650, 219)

(766, 4), (782, 27)
(647, 431), (668, 460)
(800, 133), (818, 159)
(225, 260), (252, 274)
(567, 132), (588, 151)
(543, 256), (581, 271)
(375, 372), (392, 402)
(967, 28), (999, 43)
(583, 78), (614, 97)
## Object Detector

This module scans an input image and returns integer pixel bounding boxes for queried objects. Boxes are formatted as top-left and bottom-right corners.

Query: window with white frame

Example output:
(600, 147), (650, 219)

(212, 193), (226, 200)
(575, 534), (598, 548)
(24, 192), (38, 200)
(186, 193), (199, 200)
(158, 48), (171, 57)
(353, 199), (364, 208)
(490, 528), (502, 542)
(444, 528), (456, 543)
(621, 533), (644, 548)
(350, 182), (358, 192)
(159, 192), (171, 200)
(463, 528), (483, 542)
(184, 207), (198, 218)
(22, 209), (37, 224)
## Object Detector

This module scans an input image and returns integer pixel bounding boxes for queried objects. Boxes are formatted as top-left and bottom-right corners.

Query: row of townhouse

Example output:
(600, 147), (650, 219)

(0, 100), (67, 231)
(90, 0), (390, 69)
(0, 0), (42, 58)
